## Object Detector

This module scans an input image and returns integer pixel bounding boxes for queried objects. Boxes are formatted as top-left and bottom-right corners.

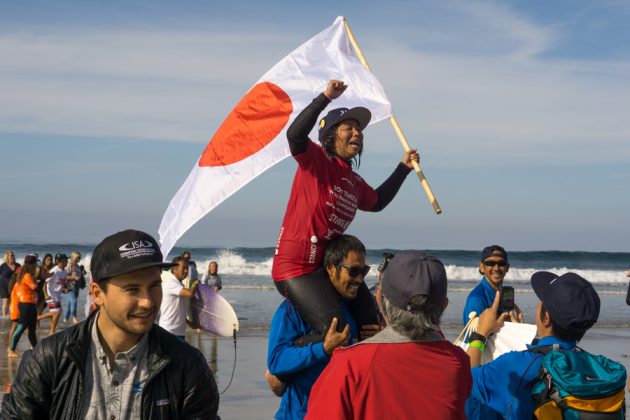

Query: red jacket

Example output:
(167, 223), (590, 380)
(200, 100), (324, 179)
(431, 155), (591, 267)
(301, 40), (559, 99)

(306, 329), (472, 420)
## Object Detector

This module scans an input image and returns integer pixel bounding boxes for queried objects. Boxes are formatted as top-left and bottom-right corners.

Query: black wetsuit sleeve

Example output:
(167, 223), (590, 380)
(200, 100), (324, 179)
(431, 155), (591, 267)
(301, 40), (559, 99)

(286, 93), (331, 156)
(369, 162), (412, 212)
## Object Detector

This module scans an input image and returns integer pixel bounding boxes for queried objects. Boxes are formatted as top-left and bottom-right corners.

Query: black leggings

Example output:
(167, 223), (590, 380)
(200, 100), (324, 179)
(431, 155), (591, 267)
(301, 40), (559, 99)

(274, 268), (378, 345)
(11, 302), (37, 350)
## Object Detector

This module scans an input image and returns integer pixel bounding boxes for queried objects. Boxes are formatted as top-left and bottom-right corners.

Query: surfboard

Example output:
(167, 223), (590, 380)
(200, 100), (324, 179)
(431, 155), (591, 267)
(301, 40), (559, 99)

(189, 284), (239, 337)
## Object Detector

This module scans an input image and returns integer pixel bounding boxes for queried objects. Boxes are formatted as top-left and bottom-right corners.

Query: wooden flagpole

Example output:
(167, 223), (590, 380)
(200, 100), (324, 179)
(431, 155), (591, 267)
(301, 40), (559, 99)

(342, 17), (442, 214)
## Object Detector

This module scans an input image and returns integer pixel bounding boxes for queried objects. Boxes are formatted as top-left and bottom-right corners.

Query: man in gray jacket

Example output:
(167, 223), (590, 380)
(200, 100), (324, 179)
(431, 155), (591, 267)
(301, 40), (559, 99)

(2, 229), (219, 419)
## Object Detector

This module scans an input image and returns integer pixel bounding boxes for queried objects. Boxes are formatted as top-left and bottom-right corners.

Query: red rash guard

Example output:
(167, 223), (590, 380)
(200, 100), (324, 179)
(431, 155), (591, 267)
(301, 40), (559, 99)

(272, 141), (377, 281)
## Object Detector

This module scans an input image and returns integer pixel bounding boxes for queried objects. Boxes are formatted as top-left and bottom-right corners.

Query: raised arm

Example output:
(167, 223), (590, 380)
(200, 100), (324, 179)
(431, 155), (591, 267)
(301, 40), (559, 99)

(286, 80), (346, 155)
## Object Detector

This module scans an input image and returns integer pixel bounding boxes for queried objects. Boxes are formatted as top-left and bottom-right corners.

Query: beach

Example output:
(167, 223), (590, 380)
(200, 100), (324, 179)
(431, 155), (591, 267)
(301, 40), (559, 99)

(1, 321), (629, 419)
(1, 286), (629, 418)
(1, 245), (629, 417)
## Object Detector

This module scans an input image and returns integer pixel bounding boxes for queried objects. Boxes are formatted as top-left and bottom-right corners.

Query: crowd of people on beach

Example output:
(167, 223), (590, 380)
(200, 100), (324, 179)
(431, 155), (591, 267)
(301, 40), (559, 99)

(1, 79), (629, 419)
(0, 250), (87, 358)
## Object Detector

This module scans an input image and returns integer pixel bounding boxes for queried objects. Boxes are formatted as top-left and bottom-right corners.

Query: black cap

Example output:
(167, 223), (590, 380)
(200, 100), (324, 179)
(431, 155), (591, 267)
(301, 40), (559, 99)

(318, 107), (371, 142)
(24, 254), (39, 265)
(55, 253), (68, 263)
(531, 271), (600, 333)
(90, 229), (175, 283)
(481, 245), (508, 262)
(381, 251), (447, 310)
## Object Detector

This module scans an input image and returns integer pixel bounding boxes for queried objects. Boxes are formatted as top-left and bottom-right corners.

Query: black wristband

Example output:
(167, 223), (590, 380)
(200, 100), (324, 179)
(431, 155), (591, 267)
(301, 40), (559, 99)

(469, 332), (488, 345)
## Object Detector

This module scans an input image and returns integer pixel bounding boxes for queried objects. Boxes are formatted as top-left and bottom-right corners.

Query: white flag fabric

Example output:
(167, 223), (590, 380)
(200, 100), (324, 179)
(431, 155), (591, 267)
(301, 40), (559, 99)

(158, 16), (392, 258)
(455, 320), (538, 363)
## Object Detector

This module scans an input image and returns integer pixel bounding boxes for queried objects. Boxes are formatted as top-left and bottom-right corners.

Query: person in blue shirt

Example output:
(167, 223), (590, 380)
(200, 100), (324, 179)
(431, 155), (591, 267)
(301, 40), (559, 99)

(463, 245), (521, 325)
(464, 246), (525, 419)
(465, 271), (601, 419)
(266, 234), (380, 420)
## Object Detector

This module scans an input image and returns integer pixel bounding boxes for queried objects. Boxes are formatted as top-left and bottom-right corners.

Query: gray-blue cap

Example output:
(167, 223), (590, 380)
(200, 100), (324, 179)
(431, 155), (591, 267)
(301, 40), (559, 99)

(381, 251), (447, 311)
(318, 106), (371, 143)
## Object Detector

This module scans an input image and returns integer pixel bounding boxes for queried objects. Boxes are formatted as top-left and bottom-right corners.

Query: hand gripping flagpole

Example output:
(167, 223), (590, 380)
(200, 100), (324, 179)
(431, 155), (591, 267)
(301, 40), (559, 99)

(342, 17), (442, 214)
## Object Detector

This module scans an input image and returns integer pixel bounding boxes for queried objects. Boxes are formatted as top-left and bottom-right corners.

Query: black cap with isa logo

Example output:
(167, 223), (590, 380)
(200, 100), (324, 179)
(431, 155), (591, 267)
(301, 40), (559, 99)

(90, 230), (176, 283)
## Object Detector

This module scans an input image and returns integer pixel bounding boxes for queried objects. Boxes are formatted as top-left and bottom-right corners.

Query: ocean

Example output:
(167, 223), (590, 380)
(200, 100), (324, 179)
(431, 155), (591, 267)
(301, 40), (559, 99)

(3, 243), (630, 332)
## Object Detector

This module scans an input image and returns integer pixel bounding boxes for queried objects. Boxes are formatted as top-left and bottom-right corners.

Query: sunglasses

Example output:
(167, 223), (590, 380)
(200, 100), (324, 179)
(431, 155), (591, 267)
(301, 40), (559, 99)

(483, 260), (508, 267)
(339, 264), (371, 278)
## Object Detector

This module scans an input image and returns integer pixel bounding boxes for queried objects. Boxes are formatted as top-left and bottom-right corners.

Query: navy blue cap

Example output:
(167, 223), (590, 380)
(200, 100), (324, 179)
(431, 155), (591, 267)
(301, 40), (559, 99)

(91, 229), (175, 282)
(481, 245), (508, 262)
(318, 107), (371, 142)
(381, 251), (447, 310)
(531, 271), (600, 333)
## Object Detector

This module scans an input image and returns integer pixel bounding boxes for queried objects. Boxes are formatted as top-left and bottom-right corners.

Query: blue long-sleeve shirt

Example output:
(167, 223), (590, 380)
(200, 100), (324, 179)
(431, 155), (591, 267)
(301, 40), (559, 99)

(267, 299), (358, 420)
(468, 336), (577, 419)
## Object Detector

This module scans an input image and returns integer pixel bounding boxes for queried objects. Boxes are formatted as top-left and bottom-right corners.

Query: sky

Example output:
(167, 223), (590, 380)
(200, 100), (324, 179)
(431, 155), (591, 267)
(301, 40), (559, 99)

(1, 0), (629, 252)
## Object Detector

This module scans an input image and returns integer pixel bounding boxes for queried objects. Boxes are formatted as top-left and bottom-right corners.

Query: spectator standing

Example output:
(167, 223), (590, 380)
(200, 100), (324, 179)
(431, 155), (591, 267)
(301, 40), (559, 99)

(0, 251), (21, 317)
(8, 255), (40, 357)
(201, 261), (222, 292)
(466, 271), (603, 418)
(158, 256), (199, 341)
(39, 253), (68, 335)
(1, 229), (219, 418)
(63, 251), (85, 324)
(306, 251), (471, 419)
(182, 251), (199, 288)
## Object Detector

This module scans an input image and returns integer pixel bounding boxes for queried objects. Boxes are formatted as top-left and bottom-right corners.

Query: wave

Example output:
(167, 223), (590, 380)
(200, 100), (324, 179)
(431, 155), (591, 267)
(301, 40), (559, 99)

(443, 265), (629, 285)
(6, 247), (629, 285)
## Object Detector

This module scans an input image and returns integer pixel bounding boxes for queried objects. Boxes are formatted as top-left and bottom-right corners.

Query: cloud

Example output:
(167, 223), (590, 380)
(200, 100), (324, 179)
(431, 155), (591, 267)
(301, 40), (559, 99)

(1, 1), (629, 167)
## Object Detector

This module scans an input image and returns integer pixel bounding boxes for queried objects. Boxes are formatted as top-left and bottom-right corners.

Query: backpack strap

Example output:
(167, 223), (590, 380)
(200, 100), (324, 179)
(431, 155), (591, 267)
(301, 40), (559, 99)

(529, 343), (560, 356)
(504, 347), (550, 419)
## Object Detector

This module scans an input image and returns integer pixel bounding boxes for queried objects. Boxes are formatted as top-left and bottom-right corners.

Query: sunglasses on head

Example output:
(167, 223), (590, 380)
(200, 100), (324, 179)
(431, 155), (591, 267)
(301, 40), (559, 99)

(339, 264), (371, 277)
(483, 260), (508, 267)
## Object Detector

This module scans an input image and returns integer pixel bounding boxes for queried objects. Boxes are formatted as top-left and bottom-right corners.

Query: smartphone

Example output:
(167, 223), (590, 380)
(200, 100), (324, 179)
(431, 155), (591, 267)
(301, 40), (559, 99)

(500, 286), (515, 314)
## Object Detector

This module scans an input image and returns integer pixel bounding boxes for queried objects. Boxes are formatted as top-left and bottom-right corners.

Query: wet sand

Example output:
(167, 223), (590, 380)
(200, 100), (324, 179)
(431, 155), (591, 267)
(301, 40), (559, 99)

(0, 319), (628, 419)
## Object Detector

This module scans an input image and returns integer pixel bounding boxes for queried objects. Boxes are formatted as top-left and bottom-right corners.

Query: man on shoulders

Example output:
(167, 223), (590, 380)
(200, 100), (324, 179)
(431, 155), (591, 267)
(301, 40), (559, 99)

(267, 235), (379, 420)
(158, 256), (198, 341)
(1, 229), (218, 419)
(466, 271), (601, 419)
(306, 251), (471, 419)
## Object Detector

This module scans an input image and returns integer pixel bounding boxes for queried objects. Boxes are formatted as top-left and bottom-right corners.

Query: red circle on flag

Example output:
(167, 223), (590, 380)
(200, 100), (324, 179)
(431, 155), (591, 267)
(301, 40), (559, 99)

(199, 82), (293, 167)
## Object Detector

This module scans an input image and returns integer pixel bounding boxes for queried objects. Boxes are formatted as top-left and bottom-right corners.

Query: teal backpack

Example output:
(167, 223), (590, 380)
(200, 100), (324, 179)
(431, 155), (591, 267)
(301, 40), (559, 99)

(529, 346), (627, 419)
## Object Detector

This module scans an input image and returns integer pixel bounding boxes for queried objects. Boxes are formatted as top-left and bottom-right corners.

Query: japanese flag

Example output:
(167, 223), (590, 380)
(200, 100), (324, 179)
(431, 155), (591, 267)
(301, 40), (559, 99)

(158, 16), (392, 257)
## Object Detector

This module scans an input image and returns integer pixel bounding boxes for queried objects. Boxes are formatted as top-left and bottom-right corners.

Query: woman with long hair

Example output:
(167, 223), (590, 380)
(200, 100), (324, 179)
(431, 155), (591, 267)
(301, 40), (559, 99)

(63, 251), (83, 324)
(6, 266), (22, 352)
(37, 253), (54, 315)
(0, 251), (21, 317)
(8, 255), (40, 357)
(201, 261), (222, 292)
(271, 80), (419, 344)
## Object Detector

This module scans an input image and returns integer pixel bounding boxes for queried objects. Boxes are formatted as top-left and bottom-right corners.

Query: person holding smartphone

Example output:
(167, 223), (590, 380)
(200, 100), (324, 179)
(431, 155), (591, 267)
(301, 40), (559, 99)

(463, 245), (522, 420)
(463, 245), (522, 325)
